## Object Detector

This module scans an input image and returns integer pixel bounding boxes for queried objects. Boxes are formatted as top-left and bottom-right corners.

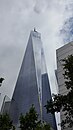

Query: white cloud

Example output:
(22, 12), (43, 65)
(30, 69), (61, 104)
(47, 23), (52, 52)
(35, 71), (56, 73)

(0, 0), (72, 99)
(0, 1), (73, 129)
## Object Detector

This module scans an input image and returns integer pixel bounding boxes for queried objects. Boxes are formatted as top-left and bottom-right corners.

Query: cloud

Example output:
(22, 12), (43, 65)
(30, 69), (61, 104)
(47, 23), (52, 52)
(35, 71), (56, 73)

(60, 17), (73, 44)
(34, 0), (48, 13)
(0, 0), (73, 110)
(0, 1), (73, 129)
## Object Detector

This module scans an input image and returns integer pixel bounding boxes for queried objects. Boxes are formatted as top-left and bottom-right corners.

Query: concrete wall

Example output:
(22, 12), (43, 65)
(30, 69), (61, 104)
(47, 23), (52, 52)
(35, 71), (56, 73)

(56, 41), (73, 130)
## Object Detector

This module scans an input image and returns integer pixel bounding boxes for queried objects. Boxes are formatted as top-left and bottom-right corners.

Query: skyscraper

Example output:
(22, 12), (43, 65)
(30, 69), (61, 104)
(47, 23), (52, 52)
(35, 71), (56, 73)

(56, 41), (73, 130)
(9, 30), (57, 130)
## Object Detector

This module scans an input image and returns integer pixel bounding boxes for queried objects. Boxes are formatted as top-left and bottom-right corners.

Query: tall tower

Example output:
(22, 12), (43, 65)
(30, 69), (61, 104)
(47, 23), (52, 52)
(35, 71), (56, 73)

(9, 30), (57, 130)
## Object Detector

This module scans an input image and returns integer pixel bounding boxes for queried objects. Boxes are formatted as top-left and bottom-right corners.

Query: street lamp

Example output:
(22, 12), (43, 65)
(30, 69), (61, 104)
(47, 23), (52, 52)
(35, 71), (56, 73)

(0, 78), (4, 87)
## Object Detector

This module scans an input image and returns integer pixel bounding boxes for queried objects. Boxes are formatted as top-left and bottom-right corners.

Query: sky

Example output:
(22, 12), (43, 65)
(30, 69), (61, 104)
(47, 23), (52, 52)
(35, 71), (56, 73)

(0, 0), (73, 129)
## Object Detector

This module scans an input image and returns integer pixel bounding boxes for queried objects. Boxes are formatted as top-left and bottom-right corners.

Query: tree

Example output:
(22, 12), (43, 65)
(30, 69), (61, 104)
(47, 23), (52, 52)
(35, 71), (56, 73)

(19, 105), (51, 130)
(0, 113), (15, 130)
(19, 105), (39, 130)
(45, 55), (73, 128)
(35, 122), (51, 130)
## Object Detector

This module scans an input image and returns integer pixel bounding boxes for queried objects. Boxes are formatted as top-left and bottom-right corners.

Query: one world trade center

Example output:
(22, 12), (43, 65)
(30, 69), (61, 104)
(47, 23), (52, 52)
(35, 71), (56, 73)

(9, 30), (57, 130)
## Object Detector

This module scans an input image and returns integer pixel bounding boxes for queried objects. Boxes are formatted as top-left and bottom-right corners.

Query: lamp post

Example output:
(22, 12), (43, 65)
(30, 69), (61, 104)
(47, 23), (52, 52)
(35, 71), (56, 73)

(0, 78), (4, 112)
(0, 78), (4, 87)
(0, 77), (4, 95)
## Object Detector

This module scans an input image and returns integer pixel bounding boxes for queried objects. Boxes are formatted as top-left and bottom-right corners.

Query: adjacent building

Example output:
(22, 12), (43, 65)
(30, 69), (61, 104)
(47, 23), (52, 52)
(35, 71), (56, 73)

(1, 95), (11, 114)
(56, 41), (73, 130)
(9, 30), (57, 130)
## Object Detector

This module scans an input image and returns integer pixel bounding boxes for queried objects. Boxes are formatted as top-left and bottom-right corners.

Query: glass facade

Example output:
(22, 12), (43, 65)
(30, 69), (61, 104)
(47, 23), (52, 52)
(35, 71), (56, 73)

(9, 30), (57, 130)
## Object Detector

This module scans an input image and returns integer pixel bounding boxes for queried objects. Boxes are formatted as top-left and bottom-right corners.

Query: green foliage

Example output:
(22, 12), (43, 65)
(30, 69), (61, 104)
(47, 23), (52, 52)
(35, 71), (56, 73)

(45, 55), (73, 128)
(19, 105), (39, 130)
(35, 122), (51, 130)
(0, 113), (15, 130)
(19, 105), (51, 130)
(62, 55), (73, 90)
(42, 123), (51, 130)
